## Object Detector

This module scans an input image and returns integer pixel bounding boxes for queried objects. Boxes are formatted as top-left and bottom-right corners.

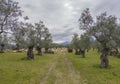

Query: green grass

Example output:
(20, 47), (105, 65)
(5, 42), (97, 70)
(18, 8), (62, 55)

(0, 52), (57, 84)
(0, 50), (120, 84)
(67, 49), (120, 84)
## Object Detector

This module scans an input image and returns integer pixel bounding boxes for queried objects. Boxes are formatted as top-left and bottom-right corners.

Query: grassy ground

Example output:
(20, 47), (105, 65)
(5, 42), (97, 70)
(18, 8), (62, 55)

(0, 51), (84, 84)
(0, 52), (58, 84)
(67, 49), (120, 84)
(0, 50), (120, 84)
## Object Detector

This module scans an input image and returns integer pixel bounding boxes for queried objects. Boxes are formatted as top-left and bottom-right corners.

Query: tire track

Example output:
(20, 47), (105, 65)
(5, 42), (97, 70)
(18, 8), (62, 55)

(64, 56), (87, 84)
(39, 53), (87, 84)
(39, 55), (59, 84)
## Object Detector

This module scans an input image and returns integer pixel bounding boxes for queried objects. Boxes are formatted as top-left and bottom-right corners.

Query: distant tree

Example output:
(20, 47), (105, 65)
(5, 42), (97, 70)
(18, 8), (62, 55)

(43, 28), (52, 53)
(25, 23), (36, 59)
(34, 21), (53, 55)
(0, 34), (8, 53)
(71, 33), (79, 55)
(35, 21), (45, 56)
(12, 22), (26, 52)
(71, 33), (91, 57)
(79, 34), (91, 57)
(79, 8), (120, 68)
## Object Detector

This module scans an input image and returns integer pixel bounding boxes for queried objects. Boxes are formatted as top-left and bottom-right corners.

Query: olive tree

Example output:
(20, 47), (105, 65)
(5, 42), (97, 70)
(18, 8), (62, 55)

(0, 0), (22, 52)
(79, 8), (119, 68)
(35, 21), (45, 56)
(34, 21), (53, 55)
(25, 23), (36, 59)
(79, 34), (91, 57)
(18, 17), (36, 59)
(71, 33), (91, 57)
(0, 0), (22, 34)
(43, 28), (52, 53)
(0, 33), (8, 53)
(12, 22), (26, 51)
(71, 33), (80, 55)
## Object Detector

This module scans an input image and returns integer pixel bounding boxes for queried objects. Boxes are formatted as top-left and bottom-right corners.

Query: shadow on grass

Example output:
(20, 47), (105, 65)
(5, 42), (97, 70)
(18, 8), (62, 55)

(21, 57), (34, 61)
(92, 64), (113, 69)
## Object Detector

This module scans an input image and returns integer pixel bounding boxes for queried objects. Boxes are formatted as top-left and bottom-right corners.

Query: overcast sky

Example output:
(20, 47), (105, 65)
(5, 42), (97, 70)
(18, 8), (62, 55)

(14, 0), (120, 43)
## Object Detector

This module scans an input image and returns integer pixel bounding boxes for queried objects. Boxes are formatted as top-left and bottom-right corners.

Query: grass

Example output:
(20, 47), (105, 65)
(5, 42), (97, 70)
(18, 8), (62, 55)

(0, 52), (57, 84)
(0, 52), (83, 84)
(0, 50), (120, 84)
(67, 49), (120, 84)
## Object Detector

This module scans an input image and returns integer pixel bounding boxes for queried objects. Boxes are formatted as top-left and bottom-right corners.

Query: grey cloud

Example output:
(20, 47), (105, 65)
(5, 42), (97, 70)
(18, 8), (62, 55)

(92, 0), (120, 17)
(14, 0), (120, 43)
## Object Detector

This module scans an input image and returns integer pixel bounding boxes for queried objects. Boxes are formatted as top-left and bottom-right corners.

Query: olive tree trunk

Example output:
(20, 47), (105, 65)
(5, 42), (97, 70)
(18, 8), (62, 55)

(100, 48), (109, 68)
(100, 53), (109, 68)
(16, 44), (20, 52)
(81, 50), (85, 58)
(45, 48), (49, 53)
(75, 49), (79, 55)
(36, 46), (42, 56)
(68, 48), (73, 53)
(0, 44), (5, 53)
(79, 49), (85, 58)
(27, 46), (34, 59)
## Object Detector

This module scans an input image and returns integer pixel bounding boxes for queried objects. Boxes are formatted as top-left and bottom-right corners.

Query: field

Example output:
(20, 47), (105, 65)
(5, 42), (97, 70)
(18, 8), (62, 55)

(0, 49), (120, 84)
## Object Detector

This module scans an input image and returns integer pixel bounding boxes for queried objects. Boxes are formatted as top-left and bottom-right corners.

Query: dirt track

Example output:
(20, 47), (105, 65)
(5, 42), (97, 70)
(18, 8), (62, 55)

(40, 53), (87, 84)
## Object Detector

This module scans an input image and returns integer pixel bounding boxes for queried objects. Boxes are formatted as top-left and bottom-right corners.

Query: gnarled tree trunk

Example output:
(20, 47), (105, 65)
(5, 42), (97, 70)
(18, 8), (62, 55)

(75, 49), (79, 55)
(16, 44), (20, 52)
(68, 48), (73, 53)
(100, 48), (109, 68)
(36, 46), (42, 56)
(79, 49), (85, 58)
(27, 45), (34, 59)
(100, 53), (109, 68)
(45, 48), (49, 53)
(81, 50), (85, 58)
(0, 44), (5, 53)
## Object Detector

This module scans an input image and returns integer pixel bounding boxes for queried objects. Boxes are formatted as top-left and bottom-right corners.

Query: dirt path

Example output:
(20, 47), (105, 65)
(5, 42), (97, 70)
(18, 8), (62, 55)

(64, 56), (87, 84)
(40, 56), (59, 84)
(65, 56), (81, 83)
(40, 53), (87, 84)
